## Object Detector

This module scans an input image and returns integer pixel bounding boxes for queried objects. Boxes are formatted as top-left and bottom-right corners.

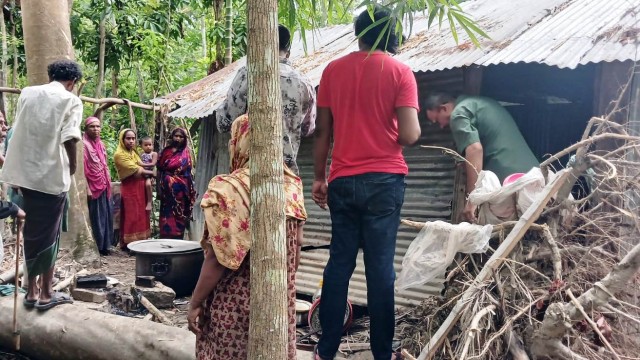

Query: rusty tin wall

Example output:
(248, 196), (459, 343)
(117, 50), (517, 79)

(296, 70), (463, 308)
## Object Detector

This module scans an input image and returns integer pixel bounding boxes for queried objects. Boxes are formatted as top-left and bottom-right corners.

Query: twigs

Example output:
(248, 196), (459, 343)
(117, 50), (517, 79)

(417, 169), (572, 360)
(130, 287), (173, 326)
(421, 145), (479, 175)
(459, 305), (496, 360)
(540, 225), (562, 281)
(566, 289), (621, 360)
(402, 113), (640, 359)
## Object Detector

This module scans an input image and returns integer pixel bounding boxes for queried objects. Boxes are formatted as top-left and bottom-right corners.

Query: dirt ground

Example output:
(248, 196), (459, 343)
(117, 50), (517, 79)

(3, 234), (376, 360)
(59, 247), (191, 329)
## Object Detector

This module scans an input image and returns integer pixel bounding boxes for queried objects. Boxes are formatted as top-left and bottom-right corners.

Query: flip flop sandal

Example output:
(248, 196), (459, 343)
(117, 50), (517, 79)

(35, 291), (73, 311)
(23, 297), (37, 309)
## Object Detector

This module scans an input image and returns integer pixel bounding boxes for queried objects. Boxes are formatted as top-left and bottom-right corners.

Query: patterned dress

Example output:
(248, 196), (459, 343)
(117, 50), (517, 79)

(157, 140), (196, 239)
(215, 58), (316, 174)
(195, 222), (300, 359)
(197, 115), (307, 359)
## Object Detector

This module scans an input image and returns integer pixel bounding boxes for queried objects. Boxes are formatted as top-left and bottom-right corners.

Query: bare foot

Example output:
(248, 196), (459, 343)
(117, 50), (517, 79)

(146, 202), (152, 211)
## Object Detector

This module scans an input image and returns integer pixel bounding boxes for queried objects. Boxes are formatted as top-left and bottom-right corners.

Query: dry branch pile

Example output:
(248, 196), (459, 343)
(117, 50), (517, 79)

(399, 116), (640, 360)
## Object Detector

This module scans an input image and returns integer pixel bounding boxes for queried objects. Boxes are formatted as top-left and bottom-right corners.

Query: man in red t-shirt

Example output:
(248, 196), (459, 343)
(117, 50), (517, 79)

(312, 6), (421, 360)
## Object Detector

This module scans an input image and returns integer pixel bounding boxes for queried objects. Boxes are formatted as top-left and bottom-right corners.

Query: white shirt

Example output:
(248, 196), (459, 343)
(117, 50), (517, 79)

(1, 81), (83, 194)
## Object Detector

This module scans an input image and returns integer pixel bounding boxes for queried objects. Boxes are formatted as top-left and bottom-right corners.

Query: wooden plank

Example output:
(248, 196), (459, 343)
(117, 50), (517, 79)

(417, 169), (572, 360)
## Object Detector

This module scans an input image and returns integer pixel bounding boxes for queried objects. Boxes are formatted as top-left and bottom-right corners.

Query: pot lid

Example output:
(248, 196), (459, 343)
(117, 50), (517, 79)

(295, 299), (311, 312)
(127, 239), (202, 254)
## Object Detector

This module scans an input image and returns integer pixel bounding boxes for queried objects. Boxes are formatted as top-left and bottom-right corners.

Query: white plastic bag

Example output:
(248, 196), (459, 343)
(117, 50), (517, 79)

(396, 221), (493, 291)
(469, 168), (546, 225)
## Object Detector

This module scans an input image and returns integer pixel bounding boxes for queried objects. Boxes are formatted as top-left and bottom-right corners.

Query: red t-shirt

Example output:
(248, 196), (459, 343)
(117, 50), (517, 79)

(317, 51), (419, 183)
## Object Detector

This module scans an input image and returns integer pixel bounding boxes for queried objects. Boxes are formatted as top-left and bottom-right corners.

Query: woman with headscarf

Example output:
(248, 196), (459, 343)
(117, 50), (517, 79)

(114, 129), (153, 248)
(187, 115), (307, 359)
(157, 127), (196, 239)
(83, 117), (113, 255)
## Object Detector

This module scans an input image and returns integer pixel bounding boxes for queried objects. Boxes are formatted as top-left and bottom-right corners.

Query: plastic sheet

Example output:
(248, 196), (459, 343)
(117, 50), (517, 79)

(469, 168), (546, 225)
(396, 221), (493, 291)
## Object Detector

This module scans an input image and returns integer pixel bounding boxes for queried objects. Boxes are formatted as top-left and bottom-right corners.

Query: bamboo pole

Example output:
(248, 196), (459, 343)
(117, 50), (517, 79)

(0, 87), (156, 111)
(12, 220), (23, 351)
(416, 169), (572, 359)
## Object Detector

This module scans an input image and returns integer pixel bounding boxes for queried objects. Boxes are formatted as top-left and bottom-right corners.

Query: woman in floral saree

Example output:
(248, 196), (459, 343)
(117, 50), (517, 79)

(187, 115), (307, 359)
(157, 127), (196, 239)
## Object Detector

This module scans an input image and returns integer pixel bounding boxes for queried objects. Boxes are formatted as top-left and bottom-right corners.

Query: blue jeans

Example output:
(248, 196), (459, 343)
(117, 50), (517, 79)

(317, 173), (405, 360)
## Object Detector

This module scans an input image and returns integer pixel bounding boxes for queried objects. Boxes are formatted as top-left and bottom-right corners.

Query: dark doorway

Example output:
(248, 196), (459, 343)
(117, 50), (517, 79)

(481, 63), (597, 169)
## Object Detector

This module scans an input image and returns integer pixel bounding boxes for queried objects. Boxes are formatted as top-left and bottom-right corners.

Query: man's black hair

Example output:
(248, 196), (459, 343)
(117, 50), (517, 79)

(47, 60), (83, 83)
(279, 24), (292, 52)
(354, 5), (401, 54)
(424, 92), (457, 110)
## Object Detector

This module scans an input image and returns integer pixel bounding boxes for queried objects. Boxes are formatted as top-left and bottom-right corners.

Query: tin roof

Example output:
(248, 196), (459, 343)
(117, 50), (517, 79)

(155, 0), (640, 119)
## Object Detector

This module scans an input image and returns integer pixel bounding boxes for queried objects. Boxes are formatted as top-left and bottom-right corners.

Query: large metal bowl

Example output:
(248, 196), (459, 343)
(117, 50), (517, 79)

(128, 239), (204, 297)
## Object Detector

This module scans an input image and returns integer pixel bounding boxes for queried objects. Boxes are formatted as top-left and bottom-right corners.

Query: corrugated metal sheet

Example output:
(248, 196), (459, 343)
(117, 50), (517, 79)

(189, 117), (231, 242)
(154, 0), (640, 120)
(295, 70), (463, 308)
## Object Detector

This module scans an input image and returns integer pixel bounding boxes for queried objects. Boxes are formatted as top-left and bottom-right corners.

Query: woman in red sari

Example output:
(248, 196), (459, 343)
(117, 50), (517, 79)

(157, 127), (196, 239)
(114, 129), (153, 248)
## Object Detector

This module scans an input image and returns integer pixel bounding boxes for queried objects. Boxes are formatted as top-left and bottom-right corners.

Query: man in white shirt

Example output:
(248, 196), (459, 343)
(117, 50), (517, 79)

(1, 60), (83, 311)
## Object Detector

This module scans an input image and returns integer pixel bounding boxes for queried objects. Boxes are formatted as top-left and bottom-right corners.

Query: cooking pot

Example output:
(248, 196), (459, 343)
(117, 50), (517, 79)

(295, 299), (312, 326)
(128, 240), (203, 297)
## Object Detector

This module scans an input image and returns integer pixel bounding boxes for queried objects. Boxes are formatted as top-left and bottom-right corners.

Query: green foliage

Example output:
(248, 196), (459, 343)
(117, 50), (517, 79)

(3, 0), (485, 181)
(355, 0), (489, 48)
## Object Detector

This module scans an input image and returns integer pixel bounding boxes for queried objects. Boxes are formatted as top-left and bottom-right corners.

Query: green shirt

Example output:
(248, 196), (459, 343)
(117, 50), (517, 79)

(450, 96), (539, 182)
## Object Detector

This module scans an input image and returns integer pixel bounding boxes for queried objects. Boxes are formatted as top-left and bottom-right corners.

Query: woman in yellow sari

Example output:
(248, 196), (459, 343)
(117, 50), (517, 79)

(114, 129), (153, 248)
(187, 115), (307, 359)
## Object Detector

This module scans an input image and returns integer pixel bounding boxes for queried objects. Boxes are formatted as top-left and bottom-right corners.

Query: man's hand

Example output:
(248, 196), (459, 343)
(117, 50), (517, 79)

(462, 202), (477, 223)
(16, 208), (26, 220)
(312, 180), (328, 210)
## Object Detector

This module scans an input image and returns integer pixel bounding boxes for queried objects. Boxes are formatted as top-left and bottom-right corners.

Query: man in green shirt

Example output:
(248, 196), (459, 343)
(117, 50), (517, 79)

(425, 93), (539, 222)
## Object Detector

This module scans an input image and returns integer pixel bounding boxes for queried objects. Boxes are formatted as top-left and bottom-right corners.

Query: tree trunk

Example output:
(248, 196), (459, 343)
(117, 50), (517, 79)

(9, 0), (18, 119)
(0, 8), (7, 115)
(21, 0), (100, 267)
(224, 0), (233, 66)
(111, 68), (119, 126)
(94, 2), (107, 106)
(201, 17), (207, 59)
(0, 297), (195, 360)
(136, 62), (147, 124)
(246, 0), (287, 358)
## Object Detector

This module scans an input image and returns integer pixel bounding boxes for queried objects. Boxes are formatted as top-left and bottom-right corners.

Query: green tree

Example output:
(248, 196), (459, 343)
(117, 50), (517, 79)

(243, 0), (486, 357)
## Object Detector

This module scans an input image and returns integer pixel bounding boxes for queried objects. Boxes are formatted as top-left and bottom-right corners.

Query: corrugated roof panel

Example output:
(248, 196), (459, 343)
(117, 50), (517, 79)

(481, 0), (640, 68)
(155, 0), (640, 119)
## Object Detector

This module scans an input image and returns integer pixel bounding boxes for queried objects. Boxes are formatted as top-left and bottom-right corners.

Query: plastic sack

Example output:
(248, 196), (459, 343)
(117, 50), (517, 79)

(469, 167), (546, 225)
(396, 220), (493, 291)
(0, 232), (3, 265)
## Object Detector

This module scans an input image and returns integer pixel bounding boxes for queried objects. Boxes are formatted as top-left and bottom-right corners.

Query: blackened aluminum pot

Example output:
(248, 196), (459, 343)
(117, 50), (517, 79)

(127, 239), (204, 297)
